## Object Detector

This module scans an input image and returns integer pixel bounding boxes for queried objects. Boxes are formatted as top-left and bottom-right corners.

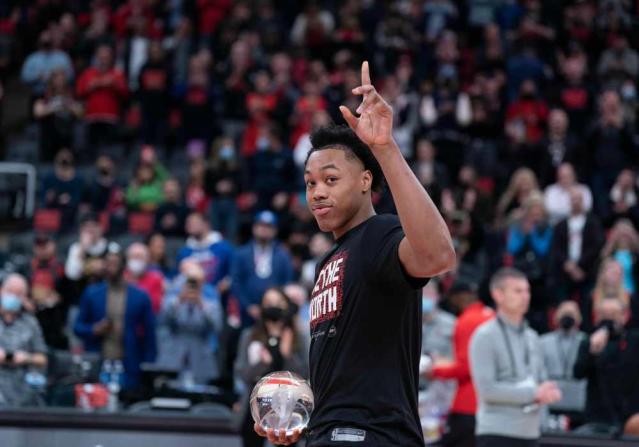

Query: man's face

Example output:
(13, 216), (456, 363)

(164, 181), (181, 203)
(305, 149), (371, 234)
(34, 240), (55, 260)
(493, 277), (531, 317)
(82, 221), (102, 243)
(596, 299), (625, 328)
(185, 215), (205, 238)
(105, 254), (124, 281)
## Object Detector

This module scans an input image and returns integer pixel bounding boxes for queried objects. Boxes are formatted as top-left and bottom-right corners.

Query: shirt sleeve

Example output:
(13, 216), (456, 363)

(363, 215), (429, 290)
(432, 318), (471, 380)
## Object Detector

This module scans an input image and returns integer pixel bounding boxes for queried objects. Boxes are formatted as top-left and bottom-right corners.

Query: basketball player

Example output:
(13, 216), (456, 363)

(255, 61), (456, 446)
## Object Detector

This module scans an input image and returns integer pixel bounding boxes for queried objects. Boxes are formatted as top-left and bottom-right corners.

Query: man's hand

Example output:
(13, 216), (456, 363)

(535, 381), (562, 405)
(339, 61), (393, 150)
(253, 423), (302, 446)
(12, 351), (31, 366)
(93, 318), (112, 336)
(0, 348), (5, 365)
(590, 327), (609, 354)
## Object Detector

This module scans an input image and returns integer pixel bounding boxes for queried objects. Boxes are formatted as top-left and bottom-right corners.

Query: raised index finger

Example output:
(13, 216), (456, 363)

(361, 60), (371, 86)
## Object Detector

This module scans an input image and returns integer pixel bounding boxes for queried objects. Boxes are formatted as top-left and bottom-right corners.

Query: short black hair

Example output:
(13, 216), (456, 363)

(306, 124), (385, 192)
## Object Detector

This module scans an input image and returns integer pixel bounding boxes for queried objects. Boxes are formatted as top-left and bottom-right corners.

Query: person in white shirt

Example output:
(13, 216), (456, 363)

(544, 162), (592, 224)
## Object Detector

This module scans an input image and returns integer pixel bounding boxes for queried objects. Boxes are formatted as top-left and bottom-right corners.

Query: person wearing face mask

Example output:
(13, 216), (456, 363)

(540, 301), (587, 415)
(234, 287), (307, 447)
(421, 281), (456, 359)
(0, 274), (48, 407)
(573, 297), (639, 435)
(125, 242), (164, 314)
(74, 249), (156, 390)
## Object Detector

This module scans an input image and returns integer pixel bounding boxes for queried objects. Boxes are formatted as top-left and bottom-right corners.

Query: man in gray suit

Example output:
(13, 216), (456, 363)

(470, 267), (562, 447)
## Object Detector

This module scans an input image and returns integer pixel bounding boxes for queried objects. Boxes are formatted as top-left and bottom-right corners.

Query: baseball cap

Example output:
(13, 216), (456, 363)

(254, 210), (278, 226)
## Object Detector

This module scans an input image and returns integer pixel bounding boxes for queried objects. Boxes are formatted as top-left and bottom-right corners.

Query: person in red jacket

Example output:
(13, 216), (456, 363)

(426, 282), (494, 447)
(125, 242), (164, 314)
(76, 44), (128, 148)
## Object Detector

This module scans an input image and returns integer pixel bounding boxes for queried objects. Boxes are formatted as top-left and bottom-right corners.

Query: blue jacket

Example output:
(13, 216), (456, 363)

(74, 283), (157, 389)
(231, 241), (294, 327)
(176, 232), (234, 286)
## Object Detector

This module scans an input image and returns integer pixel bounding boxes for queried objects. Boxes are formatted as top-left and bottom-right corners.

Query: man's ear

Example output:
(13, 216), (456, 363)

(361, 170), (373, 193)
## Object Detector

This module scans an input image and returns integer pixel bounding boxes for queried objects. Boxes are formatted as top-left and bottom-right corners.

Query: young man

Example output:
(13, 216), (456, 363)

(470, 268), (562, 447)
(256, 62), (456, 446)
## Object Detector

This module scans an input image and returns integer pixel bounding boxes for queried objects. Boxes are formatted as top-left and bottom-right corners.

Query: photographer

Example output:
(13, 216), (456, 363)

(234, 288), (307, 447)
(0, 274), (48, 407)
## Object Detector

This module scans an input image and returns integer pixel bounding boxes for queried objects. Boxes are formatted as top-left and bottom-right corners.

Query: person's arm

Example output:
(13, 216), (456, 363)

(431, 320), (470, 380)
(73, 287), (97, 341)
(573, 336), (595, 380)
(340, 62), (455, 278)
(141, 292), (157, 362)
(20, 55), (40, 85)
(506, 224), (526, 255)
(530, 225), (553, 256)
(64, 242), (85, 280)
(470, 328), (537, 405)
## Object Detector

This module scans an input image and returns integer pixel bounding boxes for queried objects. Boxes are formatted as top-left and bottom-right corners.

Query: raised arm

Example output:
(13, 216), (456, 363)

(340, 61), (455, 277)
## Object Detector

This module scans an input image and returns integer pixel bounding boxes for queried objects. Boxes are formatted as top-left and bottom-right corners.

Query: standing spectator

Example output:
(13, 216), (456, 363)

(147, 233), (175, 280)
(290, 3), (335, 54)
(40, 149), (85, 230)
(125, 242), (164, 314)
(421, 280), (456, 358)
(176, 211), (234, 288)
(125, 161), (166, 212)
(607, 168), (639, 228)
(205, 137), (241, 242)
(137, 40), (171, 145)
(154, 179), (188, 237)
(235, 287), (307, 447)
(185, 157), (210, 214)
(411, 138), (449, 206)
(76, 44), (128, 149)
(300, 232), (333, 291)
(81, 155), (126, 231)
(175, 54), (216, 145)
(21, 30), (73, 98)
(543, 163), (592, 225)
(425, 281), (495, 447)
(601, 219), (639, 296)
(0, 274), (48, 407)
(573, 297), (639, 435)
(504, 79), (549, 147)
(549, 188), (605, 302)
(554, 51), (593, 133)
(540, 301), (587, 413)
(496, 167), (540, 225)
(470, 268), (561, 447)
(33, 69), (83, 162)
(537, 110), (579, 187)
(156, 262), (222, 384)
(29, 234), (68, 350)
(231, 211), (294, 328)
(597, 35), (639, 88)
(74, 249), (156, 389)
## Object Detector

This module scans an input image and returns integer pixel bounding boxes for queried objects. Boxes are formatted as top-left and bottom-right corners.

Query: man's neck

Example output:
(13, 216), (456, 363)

(498, 310), (524, 327)
(333, 201), (376, 240)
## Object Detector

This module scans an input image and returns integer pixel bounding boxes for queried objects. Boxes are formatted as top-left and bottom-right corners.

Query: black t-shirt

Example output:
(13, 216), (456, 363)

(306, 214), (429, 447)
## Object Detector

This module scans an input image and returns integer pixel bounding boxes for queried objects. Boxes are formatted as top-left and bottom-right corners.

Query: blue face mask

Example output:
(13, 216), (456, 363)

(219, 146), (234, 160)
(422, 298), (436, 314)
(1, 293), (22, 312)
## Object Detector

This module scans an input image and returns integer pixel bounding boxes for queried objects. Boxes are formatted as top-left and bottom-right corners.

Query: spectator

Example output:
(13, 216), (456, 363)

(21, 30), (74, 98)
(205, 137), (241, 242)
(125, 161), (166, 212)
(235, 287), (307, 447)
(505, 79), (548, 147)
(32, 68), (83, 162)
(573, 297), (639, 435)
(607, 168), (639, 228)
(421, 280), (456, 358)
(137, 40), (171, 145)
(496, 167), (540, 225)
(40, 149), (84, 230)
(156, 261), (222, 384)
(300, 232), (333, 291)
(185, 156), (210, 214)
(426, 281), (495, 447)
(125, 242), (164, 314)
(540, 301), (587, 413)
(554, 51), (593, 133)
(597, 35), (639, 88)
(283, 282), (311, 348)
(584, 258), (631, 332)
(549, 187), (605, 302)
(231, 211), (294, 328)
(29, 234), (68, 350)
(154, 179), (188, 238)
(176, 211), (233, 288)
(74, 249), (156, 389)
(81, 155), (126, 231)
(601, 219), (639, 296)
(470, 268), (561, 447)
(76, 44), (128, 149)
(0, 274), (48, 407)
(147, 233), (175, 280)
(290, 3), (335, 51)
(411, 138), (449, 206)
(543, 163), (592, 225)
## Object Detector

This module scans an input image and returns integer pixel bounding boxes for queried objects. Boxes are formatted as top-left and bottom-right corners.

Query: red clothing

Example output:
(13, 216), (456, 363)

(128, 270), (164, 314)
(431, 302), (495, 415)
(505, 99), (549, 144)
(76, 68), (128, 123)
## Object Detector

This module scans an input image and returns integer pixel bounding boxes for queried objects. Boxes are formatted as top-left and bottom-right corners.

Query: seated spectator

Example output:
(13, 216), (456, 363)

(601, 219), (639, 296)
(29, 234), (68, 350)
(205, 137), (241, 242)
(540, 301), (587, 413)
(40, 149), (85, 230)
(76, 43), (128, 149)
(125, 242), (164, 314)
(235, 287), (307, 447)
(0, 274), (48, 407)
(156, 262), (222, 385)
(421, 280), (456, 358)
(573, 297), (639, 435)
(21, 29), (74, 98)
(544, 162), (592, 225)
(231, 211), (294, 328)
(81, 155), (123, 214)
(125, 161), (166, 212)
(176, 211), (233, 289)
(74, 249), (156, 389)
(33, 68), (83, 162)
(608, 168), (639, 228)
(549, 187), (604, 302)
(154, 178), (188, 237)
(147, 233), (176, 280)
(496, 167), (540, 225)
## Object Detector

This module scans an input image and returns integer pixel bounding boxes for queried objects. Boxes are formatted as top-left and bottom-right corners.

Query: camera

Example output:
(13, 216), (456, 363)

(186, 277), (199, 288)
(5, 351), (14, 362)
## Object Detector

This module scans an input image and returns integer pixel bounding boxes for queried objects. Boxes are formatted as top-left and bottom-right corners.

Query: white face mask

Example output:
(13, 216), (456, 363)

(127, 259), (147, 276)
